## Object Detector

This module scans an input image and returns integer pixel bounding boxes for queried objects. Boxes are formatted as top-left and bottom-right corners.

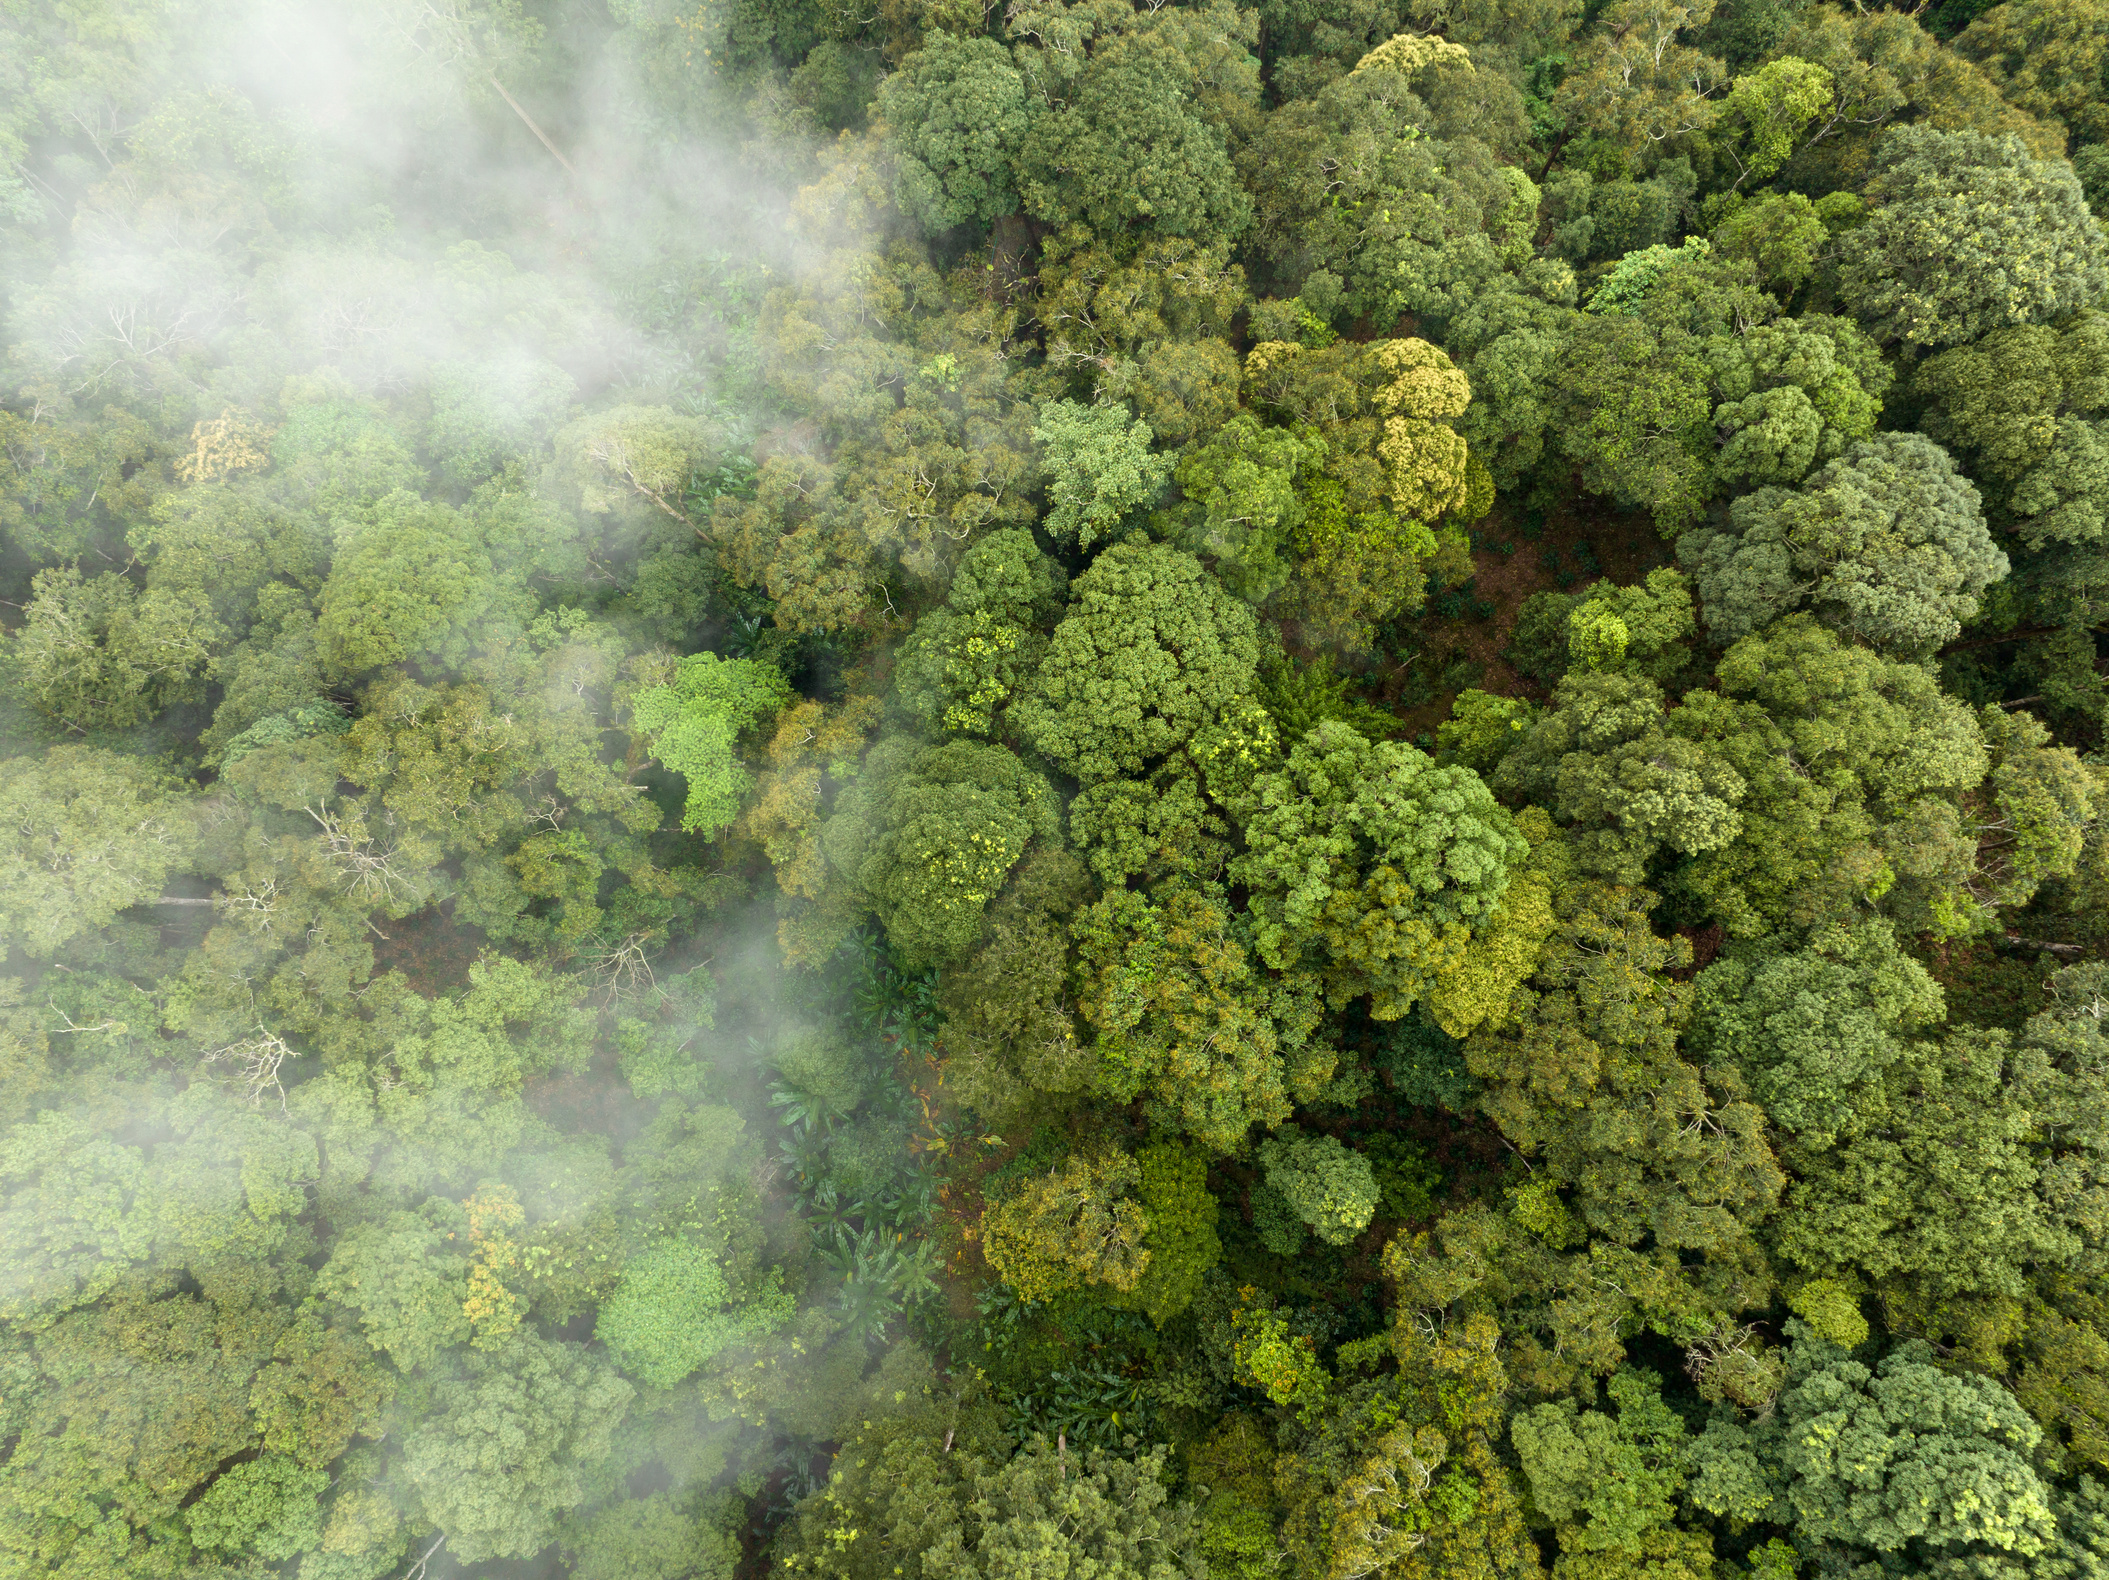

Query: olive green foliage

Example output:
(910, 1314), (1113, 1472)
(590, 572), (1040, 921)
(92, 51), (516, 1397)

(1499, 671), (1746, 886)
(1015, 29), (1255, 243)
(14, 565), (222, 730)
(634, 652), (794, 835)
(1075, 880), (1331, 1152)
(0, 747), (196, 958)
(1015, 539), (1262, 783)
(1438, 689), (1539, 773)
(401, 1334), (634, 1563)
(1915, 311), (2109, 548)
(1513, 1369), (1691, 1561)
(1165, 413), (1325, 601)
(1255, 1126), (1380, 1248)
(1668, 616), (1990, 938)
(565, 1492), (739, 1580)
(185, 1453), (329, 1559)
(1114, 1141), (1221, 1324)
(1233, 722), (1526, 1018)
(893, 527), (1066, 736)
(981, 1147), (1151, 1301)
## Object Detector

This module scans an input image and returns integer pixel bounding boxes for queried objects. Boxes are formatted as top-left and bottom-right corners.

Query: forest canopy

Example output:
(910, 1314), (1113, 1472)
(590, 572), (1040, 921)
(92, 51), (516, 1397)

(10, 0), (2109, 1577)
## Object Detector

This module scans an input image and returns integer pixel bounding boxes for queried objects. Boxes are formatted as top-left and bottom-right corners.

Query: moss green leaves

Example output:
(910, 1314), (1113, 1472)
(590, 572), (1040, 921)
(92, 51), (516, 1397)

(1016, 539), (1261, 784)
(1836, 126), (2109, 349)
(878, 35), (1030, 231)
(1233, 721), (1526, 1019)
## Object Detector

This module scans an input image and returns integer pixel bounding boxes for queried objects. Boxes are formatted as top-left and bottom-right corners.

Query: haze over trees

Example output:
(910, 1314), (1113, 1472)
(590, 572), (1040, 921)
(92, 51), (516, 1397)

(9, 0), (2109, 1576)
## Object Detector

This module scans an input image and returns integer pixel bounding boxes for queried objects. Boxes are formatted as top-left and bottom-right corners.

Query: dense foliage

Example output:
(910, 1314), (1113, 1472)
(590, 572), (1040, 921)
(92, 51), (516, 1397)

(10, 0), (2109, 1576)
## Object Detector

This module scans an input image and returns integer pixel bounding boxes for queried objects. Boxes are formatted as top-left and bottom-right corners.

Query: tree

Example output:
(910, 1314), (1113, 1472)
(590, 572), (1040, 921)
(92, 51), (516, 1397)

(1688, 918), (1944, 1149)
(1691, 925), (2073, 1298)
(1513, 1370), (1693, 1566)
(1566, 569), (1696, 682)
(775, 1423), (1207, 1579)
(1835, 126), (2109, 348)
(1164, 413), (1325, 602)
(1683, 432), (2007, 656)
(14, 565), (223, 731)
(1914, 311), (2109, 547)
(1709, 191), (1835, 297)
(1553, 306), (1716, 533)
(1073, 882), (1331, 1153)
(314, 1206), (472, 1373)
(315, 490), (513, 678)
(1556, 0), (1724, 152)
(1015, 30), (1254, 244)
(826, 739), (1062, 969)
(1368, 337), (1477, 523)
(1709, 314), (1893, 492)
(1273, 1311), (1546, 1580)
(1688, 1324), (2058, 1564)
(1240, 70), (1534, 331)
(1667, 616), (1990, 938)
(1955, 0), (2109, 148)
(981, 1148), (1151, 1301)
(1231, 721), (1527, 1019)
(1015, 540), (1261, 784)
(1282, 473), (1440, 651)
(595, 1239), (792, 1389)
(185, 1454), (328, 1561)
(633, 652), (793, 836)
(935, 849), (1096, 1122)
(1465, 879), (1784, 1267)
(1254, 1126), (1380, 1250)
(565, 1492), (739, 1580)
(878, 34), (1030, 231)
(1714, 58), (1835, 188)
(1033, 400), (1173, 547)
(1109, 1142), (1221, 1325)
(893, 527), (1066, 736)
(547, 404), (716, 528)
(1497, 672), (1746, 887)
(0, 746), (195, 958)
(402, 1332), (633, 1564)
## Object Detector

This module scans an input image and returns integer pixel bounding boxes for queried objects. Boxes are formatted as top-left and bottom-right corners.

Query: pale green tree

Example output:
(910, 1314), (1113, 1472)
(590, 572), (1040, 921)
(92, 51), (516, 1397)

(633, 652), (793, 836)
(0, 746), (195, 958)
(1033, 400), (1172, 547)
(402, 1332), (633, 1564)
